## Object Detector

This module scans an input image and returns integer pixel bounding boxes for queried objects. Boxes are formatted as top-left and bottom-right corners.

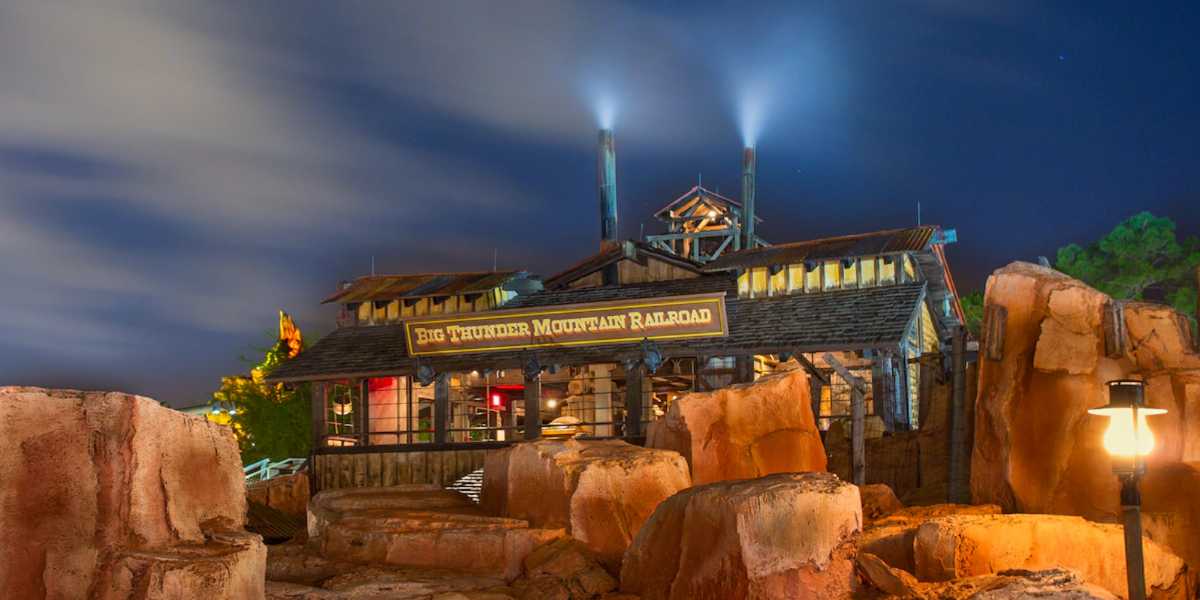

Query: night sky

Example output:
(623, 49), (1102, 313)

(2, 2), (1197, 407)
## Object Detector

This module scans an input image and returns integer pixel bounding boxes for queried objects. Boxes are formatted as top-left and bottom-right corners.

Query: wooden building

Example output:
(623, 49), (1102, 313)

(266, 132), (969, 496)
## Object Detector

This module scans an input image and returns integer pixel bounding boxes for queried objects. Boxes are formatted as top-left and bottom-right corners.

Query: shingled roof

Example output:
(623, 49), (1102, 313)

(541, 240), (703, 290)
(702, 226), (938, 272)
(323, 271), (520, 304)
(266, 277), (928, 382)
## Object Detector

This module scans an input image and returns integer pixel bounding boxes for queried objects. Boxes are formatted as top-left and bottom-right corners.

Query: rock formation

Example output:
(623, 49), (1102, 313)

(249, 471), (311, 518)
(857, 503), (1002, 575)
(971, 262), (1200, 572)
(307, 485), (563, 581)
(912, 514), (1192, 599)
(857, 554), (1121, 600)
(859, 483), (905, 522)
(645, 368), (826, 484)
(480, 438), (690, 568)
(0, 386), (265, 600)
(620, 472), (861, 600)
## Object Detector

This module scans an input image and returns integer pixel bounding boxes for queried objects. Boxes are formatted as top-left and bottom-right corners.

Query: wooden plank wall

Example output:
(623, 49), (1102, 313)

(313, 449), (490, 492)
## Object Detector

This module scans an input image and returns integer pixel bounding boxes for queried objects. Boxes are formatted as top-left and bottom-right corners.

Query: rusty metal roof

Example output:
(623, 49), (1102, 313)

(702, 226), (938, 272)
(322, 271), (520, 304)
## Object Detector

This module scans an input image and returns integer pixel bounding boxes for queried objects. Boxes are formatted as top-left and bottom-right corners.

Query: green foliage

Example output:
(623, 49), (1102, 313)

(960, 291), (985, 338)
(212, 334), (312, 463)
(1056, 212), (1200, 321)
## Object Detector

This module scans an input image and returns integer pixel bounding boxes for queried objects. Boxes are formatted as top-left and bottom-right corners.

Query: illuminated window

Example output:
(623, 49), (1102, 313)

(805, 264), (821, 292)
(903, 254), (917, 282)
(738, 271), (750, 297)
(386, 300), (400, 322)
(751, 267), (769, 297)
(822, 261), (841, 290)
(787, 264), (804, 293)
(860, 258), (877, 287)
(356, 302), (371, 324)
(880, 257), (896, 285)
(769, 267), (787, 296)
(843, 259), (859, 288)
(325, 382), (359, 446)
(373, 301), (387, 322)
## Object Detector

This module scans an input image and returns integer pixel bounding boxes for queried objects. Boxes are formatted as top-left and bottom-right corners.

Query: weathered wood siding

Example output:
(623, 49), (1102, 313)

(312, 448), (491, 492)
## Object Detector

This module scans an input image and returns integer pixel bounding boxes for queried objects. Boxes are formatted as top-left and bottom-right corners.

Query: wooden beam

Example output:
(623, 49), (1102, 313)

(794, 353), (830, 385)
(433, 376), (449, 445)
(1102, 300), (1126, 358)
(824, 353), (866, 486)
(983, 304), (1007, 361)
(625, 364), (645, 438)
(524, 372), (541, 440)
(359, 379), (371, 447)
(311, 382), (325, 454)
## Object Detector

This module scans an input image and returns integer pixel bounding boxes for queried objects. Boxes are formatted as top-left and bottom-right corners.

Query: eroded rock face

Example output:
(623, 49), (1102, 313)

(307, 485), (563, 581)
(912, 514), (1192, 600)
(971, 262), (1200, 573)
(480, 438), (690, 568)
(646, 368), (826, 485)
(620, 472), (860, 600)
(856, 503), (1003, 575)
(0, 387), (262, 600)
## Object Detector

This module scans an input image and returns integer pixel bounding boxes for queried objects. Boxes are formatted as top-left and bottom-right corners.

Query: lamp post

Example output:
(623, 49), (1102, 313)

(1087, 379), (1167, 600)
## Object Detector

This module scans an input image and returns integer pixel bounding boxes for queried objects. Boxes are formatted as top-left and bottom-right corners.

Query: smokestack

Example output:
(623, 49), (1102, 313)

(598, 129), (619, 285)
(741, 146), (757, 249)
(598, 129), (618, 244)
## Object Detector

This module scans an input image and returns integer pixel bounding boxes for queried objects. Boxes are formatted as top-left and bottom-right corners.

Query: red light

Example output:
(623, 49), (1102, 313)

(491, 393), (503, 408)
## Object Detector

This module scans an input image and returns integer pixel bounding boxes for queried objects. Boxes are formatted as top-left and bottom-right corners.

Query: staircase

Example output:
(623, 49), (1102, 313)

(448, 467), (485, 503)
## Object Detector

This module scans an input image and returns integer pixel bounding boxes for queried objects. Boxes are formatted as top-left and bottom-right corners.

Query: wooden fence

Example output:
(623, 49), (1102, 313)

(312, 447), (494, 492)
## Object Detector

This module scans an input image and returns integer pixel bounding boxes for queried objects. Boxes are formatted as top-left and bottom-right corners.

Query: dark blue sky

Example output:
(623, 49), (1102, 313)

(1, 1), (1197, 407)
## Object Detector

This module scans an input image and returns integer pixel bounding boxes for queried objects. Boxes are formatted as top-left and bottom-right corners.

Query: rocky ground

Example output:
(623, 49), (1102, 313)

(8, 265), (1200, 600)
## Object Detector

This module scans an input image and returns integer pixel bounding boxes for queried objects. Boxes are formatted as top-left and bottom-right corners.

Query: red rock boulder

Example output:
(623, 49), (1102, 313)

(913, 514), (1193, 599)
(620, 472), (861, 600)
(646, 368), (826, 485)
(307, 485), (563, 581)
(0, 387), (263, 600)
(481, 438), (690, 569)
(856, 503), (1002, 574)
(971, 262), (1200, 572)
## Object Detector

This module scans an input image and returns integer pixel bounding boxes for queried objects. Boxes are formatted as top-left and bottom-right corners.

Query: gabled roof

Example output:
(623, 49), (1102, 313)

(542, 240), (703, 290)
(702, 226), (938, 272)
(322, 271), (520, 304)
(266, 277), (928, 382)
(653, 185), (763, 223)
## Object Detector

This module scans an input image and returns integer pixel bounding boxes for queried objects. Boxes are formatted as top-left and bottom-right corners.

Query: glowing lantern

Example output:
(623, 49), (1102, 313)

(1087, 380), (1166, 465)
(1087, 379), (1167, 600)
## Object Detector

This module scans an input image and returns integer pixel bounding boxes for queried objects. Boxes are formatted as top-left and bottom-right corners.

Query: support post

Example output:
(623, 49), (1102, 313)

(501, 401), (515, 442)
(1120, 475), (1147, 600)
(824, 353), (868, 486)
(524, 372), (542, 440)
(434, 376), (449, 444)
(625, 363), (645, 439)
(359, 379), (371, 446)
(948, 325), (970, 503)
(734, 355), (755, 383)
(311, 382), (325, 450)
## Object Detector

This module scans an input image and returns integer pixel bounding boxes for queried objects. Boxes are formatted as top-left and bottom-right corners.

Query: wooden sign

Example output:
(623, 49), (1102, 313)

(403, 293), (728, 356)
